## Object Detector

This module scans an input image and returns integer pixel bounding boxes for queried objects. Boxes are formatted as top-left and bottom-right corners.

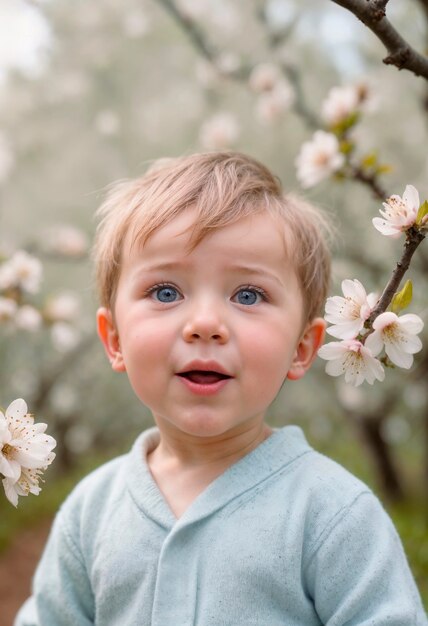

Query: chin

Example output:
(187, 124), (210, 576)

(172, 413), (238, 439)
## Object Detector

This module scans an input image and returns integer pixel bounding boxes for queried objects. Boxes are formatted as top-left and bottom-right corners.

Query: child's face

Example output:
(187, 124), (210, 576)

(97, 209), (325, 440)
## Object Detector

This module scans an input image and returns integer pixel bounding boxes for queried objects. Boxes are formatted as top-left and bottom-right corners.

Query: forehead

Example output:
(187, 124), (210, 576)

(124, 209), (294, 271)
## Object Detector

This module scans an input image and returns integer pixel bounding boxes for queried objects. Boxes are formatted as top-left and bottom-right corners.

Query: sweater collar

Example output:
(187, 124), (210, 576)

(125, 425), (312, 530)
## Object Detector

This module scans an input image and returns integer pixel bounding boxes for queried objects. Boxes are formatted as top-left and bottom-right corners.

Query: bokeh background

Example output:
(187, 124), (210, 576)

(0, 0), (427, 620)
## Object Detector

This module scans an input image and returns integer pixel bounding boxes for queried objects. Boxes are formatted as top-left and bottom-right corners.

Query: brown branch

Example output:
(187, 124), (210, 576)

(156, 0), (248, 80)
(156, 0), (217, 66)
(366, 227), (426, 327)
(156, 0), (320, 129)
(279, 64), (321, 130)
(255, 6), (320, 128)
(331, 0), (428, 80)
(347, 163), (389, 200)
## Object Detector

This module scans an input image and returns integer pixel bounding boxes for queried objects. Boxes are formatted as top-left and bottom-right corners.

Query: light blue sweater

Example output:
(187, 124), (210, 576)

(15, 426), (427, 625)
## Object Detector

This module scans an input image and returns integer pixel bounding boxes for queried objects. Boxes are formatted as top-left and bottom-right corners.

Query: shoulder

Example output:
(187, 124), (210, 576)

(272, 426), (373, 507)
(271, 427), (389, 547)
(52, 428), (157, 555)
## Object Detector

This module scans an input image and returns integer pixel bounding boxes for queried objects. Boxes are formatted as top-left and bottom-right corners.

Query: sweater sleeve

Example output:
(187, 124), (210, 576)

(14, 510), (95, 626)
(304, 491), (428, 625)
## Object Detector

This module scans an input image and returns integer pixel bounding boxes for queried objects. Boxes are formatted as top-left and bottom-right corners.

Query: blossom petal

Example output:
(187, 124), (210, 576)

(372, 218), (402, 238)
(341, 278), (365, 301)
(364, 331), (383, 357)
(396, 313), (424, 334)
(0, 455), (21, 480)
(2, 478), (18, 507)
(385, 344), (413, 368)
(326, 320), (363, 339)
(325, 358), (346, 377)
(372, 311), (397, 330)
(402, 184), (420, 211)
(318, 342), (347, 359)
(5, 398), (28, 422)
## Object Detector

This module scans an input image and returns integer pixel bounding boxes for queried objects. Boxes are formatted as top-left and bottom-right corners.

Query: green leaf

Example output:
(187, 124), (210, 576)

(376, 163), (393, 175)
(331, 111), (360, 136)
(339, 140), (354, 155)
(361, 151), (377, 169)
(416, 200), (428, 226)
(391, 280), (413, 313)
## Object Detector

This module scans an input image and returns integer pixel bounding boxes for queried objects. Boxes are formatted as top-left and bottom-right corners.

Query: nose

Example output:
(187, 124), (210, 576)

(182, 299), (230, 344)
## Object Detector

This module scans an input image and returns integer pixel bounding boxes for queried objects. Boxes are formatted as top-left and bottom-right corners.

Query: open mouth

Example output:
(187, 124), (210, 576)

(177, 370), (232, 385)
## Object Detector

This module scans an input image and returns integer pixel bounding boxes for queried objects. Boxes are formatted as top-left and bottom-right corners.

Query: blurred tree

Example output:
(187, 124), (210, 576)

(0, 0), (427, 509)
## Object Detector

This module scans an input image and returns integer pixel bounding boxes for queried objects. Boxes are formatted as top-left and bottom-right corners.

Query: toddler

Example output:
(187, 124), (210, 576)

(16, 152), (427, 625)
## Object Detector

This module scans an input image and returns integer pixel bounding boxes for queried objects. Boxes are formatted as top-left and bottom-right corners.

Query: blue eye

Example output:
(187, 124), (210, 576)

(234, 288), (264, 306)
(151, 285), (180, 303)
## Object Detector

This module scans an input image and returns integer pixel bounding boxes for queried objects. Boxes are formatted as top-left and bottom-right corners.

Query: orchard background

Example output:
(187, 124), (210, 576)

(0, 0), (427, 618)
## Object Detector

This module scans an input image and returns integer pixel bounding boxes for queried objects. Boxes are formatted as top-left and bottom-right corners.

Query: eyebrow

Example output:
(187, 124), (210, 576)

(137, 261), (284, 286)
(227, 264), (284, 286)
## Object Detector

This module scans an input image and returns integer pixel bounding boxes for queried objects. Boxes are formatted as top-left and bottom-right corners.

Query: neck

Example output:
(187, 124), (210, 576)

(149, 419), (273, 470)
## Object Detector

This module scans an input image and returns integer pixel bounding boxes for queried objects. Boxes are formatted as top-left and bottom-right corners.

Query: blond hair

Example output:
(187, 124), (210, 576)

(93, 151), (331, 323)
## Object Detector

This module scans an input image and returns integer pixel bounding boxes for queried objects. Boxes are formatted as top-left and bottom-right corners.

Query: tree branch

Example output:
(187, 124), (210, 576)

(156, 0), (320, 128)
(331, 0), (428, 80)
(156, 0), (248, 79)
(366, 227), (426, 327)
(347, 163), (389, 200)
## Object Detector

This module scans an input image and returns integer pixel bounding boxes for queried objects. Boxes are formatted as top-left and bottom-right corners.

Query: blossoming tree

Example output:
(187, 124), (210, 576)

(1, 0), (427, 511)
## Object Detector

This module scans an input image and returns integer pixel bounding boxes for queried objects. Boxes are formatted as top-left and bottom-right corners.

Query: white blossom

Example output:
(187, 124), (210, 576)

(15, 305), (43, 332)
(44, 225), (89, 257)
(365, 311), (424, 369)
(0, 259), (16, 291)
(51, 322), (81, 352)
(321, 81), (376, 127)
(354, 79), (378, 114)
(255, 81), (294, 124)
(0, 399), (56, 507)
(295, 131), (345, 188)
(372, 185), (420, 238)
(321, 85), (359, 126)
(318, 339), (385, 386)
(216, 52), (241, 75)
(325, 279), (377, 339)
(0, 297), (17, 321)
(3, 462), (54, 508)
(249, 63), (281, 93)
(0, 250), (43, 294)
(176, 0), (207, 20)
(199, 112), (240, 150)
(44, 292), (80, 323)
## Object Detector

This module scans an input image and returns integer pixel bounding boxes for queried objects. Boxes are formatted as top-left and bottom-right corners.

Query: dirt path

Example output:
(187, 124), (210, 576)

(0, 518), (53, 626)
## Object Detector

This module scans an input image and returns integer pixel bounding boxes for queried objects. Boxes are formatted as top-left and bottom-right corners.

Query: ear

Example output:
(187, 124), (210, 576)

(287, 317), (326, 381)
(96, 307), (126, 372)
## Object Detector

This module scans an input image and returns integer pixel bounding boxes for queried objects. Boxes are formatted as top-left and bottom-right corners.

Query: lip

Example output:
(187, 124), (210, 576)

(176, 360), (233, 377)
(175, 360), (233, 397)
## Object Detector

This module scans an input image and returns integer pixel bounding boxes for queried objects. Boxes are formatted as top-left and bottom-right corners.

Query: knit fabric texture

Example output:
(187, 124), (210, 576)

(15, 425), (427, 625)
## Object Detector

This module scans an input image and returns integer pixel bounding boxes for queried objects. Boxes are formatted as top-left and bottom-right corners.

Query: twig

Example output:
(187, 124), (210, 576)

(255, 6), (320, 128)
(156, 0), (248, 80)
(366, 227), (426, 327)
(331, 0), (428, 80)
(348, 163), (389, 200)
(156, 0), (320, 128)
(156, 0), (216, 66)
(280, 64), (321, 130)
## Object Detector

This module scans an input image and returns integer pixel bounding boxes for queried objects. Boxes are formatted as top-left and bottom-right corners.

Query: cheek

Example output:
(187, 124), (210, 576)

(119, 321), (173, 380)
(240, 324), (296, 385)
